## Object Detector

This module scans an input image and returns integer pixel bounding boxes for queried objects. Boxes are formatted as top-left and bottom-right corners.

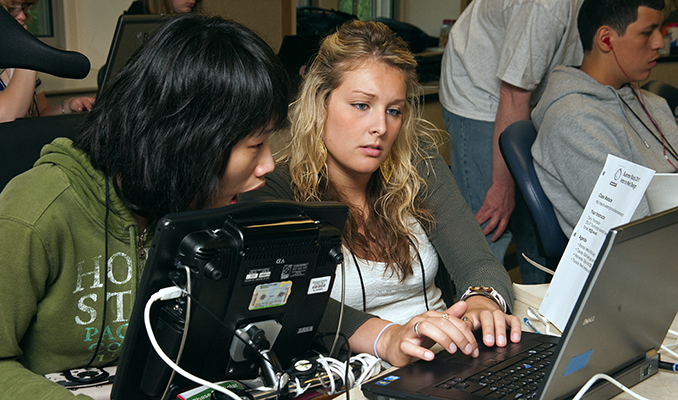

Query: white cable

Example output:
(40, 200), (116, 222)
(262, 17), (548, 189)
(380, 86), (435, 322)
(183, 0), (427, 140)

(350, 353), (381, 385)
(329, 259), (346, 357)
(144, 287), (241, 400)
(527, 306), (553, 336)
(662, 329), (678, 350)
(293, 377), (311, 397)
(572, 373), (650, 400)
(326, 356), (352, 388)
(521, 253), (555, 275)
(661, 344), (678, 360)
(315, 354), (337, 394)
(313, 353), (381, 395)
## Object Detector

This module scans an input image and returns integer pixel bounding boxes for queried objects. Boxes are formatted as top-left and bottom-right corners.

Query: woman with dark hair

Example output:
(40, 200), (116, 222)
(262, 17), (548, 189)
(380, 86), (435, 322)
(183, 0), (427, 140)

(0, 15), (288, 399)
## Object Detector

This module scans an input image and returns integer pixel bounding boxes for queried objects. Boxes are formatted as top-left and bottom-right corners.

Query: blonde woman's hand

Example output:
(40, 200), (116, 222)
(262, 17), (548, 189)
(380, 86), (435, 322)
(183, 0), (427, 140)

(461, 296), (522, 348)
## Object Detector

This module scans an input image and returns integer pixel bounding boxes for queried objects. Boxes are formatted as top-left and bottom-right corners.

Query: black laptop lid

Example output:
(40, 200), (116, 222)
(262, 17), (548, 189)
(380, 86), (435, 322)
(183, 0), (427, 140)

(98, 14), (169, 95)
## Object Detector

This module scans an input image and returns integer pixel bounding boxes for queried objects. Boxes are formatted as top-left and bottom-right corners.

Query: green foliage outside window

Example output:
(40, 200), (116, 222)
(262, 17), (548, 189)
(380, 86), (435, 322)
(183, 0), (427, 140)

(25, 0), (53, 37)
(339, 0), (373, 20)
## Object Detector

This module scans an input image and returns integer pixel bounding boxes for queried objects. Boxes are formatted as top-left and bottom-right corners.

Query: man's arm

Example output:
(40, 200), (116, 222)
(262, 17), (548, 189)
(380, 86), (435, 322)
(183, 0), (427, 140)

(475, 81), (531, 240)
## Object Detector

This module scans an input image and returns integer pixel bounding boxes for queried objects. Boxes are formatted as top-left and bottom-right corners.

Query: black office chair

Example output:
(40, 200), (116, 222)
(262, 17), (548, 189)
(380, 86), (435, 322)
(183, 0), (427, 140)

(641, 80), (678, 116)
(0, 113), (85, 191)
(499, 120), (568, 270)
(0, 6), (90, 78)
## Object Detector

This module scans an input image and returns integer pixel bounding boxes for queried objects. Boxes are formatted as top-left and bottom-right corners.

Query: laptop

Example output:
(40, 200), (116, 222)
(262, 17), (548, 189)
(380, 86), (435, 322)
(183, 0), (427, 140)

(362, 206), (678, 400)
(98, 14), (169, 95)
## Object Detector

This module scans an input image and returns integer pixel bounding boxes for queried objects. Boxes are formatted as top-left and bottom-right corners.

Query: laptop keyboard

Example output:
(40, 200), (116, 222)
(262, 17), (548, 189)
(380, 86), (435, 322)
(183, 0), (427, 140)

(434, 341), (555, 399)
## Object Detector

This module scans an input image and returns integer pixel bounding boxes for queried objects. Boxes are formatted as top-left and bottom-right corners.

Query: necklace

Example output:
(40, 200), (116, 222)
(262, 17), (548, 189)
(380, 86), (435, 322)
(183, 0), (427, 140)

(345, 238), (429, 313)
(618, 89), (678, 170)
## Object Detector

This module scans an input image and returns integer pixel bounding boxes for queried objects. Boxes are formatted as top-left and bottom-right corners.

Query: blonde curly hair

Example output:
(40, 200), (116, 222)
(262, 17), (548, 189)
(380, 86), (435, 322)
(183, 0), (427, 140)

(280, 20), (443, 279)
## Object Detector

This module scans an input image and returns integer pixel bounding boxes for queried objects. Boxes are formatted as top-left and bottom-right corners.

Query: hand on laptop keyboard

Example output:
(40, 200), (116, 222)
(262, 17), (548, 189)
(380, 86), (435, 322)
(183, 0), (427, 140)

(463, 295), (522, 348)
(372, 299), (521, 367)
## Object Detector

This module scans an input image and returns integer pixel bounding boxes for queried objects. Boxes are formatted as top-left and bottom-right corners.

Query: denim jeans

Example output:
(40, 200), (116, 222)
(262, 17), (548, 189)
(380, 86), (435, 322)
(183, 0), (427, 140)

(442, 108), (547, 283)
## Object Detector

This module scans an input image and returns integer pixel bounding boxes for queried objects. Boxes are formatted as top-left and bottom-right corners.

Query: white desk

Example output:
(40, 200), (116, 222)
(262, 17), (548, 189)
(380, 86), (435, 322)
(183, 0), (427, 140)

(341, 283), (678, 400)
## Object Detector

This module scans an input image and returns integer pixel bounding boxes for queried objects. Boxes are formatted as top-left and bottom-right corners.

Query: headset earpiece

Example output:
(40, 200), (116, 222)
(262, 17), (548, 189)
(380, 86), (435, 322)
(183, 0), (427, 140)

(603, 37), (613, 49)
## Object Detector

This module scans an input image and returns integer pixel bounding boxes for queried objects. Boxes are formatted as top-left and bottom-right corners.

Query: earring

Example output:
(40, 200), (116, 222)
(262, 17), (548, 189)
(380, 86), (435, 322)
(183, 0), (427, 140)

(317, 142), (327, 174)
(380, 155), (393, 183)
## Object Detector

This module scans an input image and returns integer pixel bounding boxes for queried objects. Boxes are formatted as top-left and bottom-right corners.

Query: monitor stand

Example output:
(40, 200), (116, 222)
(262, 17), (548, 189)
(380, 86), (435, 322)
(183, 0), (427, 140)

(230, 321), (286, 390)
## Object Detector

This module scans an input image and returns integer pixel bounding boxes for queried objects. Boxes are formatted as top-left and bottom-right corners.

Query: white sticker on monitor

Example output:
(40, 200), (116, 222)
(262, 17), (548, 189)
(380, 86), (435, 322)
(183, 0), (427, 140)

(307, 276), (332, 295)
(249, 281), (292, 310)
(280, 262), (309, 279)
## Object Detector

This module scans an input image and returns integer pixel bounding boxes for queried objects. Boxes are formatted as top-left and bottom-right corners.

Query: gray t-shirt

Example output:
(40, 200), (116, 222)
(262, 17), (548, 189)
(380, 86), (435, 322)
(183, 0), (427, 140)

(439, 0), (583, 122)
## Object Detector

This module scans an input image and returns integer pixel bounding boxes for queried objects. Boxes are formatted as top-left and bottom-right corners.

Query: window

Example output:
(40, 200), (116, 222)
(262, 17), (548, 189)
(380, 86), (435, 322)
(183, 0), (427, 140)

(338, 0), (393, 19)
(25, 0), (53, 37)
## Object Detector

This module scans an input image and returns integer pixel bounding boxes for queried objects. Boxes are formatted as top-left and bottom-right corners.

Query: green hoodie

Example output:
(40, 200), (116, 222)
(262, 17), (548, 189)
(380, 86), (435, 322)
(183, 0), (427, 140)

(0, 138), (149, 399)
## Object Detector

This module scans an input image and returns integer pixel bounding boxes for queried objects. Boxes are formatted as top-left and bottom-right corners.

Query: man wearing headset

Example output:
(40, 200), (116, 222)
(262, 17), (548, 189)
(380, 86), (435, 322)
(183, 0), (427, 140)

(531, 0), (678, 238)
(439, 0), (584, 284)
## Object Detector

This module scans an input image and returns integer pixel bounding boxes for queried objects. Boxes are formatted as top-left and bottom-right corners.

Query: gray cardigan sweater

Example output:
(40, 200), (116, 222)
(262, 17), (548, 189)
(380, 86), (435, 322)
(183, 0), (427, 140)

(241, 151), (515, 342)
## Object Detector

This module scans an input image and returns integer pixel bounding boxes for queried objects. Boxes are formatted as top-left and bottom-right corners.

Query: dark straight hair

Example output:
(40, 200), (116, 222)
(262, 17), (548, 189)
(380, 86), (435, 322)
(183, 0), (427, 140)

(75, 15), (289, 221)
(578, 0), (665, 51)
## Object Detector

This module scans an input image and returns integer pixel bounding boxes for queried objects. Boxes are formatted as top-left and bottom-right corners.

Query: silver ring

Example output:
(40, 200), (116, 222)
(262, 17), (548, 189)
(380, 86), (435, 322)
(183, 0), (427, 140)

(441, 312), (450, 320)
(413, 321), (422, 338)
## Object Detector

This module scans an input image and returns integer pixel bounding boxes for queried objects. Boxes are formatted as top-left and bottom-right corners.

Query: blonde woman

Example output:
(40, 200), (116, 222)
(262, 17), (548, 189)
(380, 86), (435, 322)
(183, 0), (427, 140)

(0, 0), (94, 122)
(243, 20), (521, 367)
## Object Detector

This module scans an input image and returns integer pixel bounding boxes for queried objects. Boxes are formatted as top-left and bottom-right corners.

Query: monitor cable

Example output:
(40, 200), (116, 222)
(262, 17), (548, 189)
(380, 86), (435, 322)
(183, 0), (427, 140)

(160, 265), (193, 400)
(328, 254), (347, 357)
(84, 177), (111, 369)
(160, 277), (291, 392)
(146, 284), (365, 400)
(144, 285), (243, 400)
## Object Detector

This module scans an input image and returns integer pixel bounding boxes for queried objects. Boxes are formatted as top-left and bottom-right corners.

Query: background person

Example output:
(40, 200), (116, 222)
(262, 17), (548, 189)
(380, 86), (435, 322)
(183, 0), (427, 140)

(439, 0), (584, 283)
(532, 0), (677, 237)
(243, 20), (522, 368)
(0, 0), (94, 122)
(125, 0), (202, 15)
